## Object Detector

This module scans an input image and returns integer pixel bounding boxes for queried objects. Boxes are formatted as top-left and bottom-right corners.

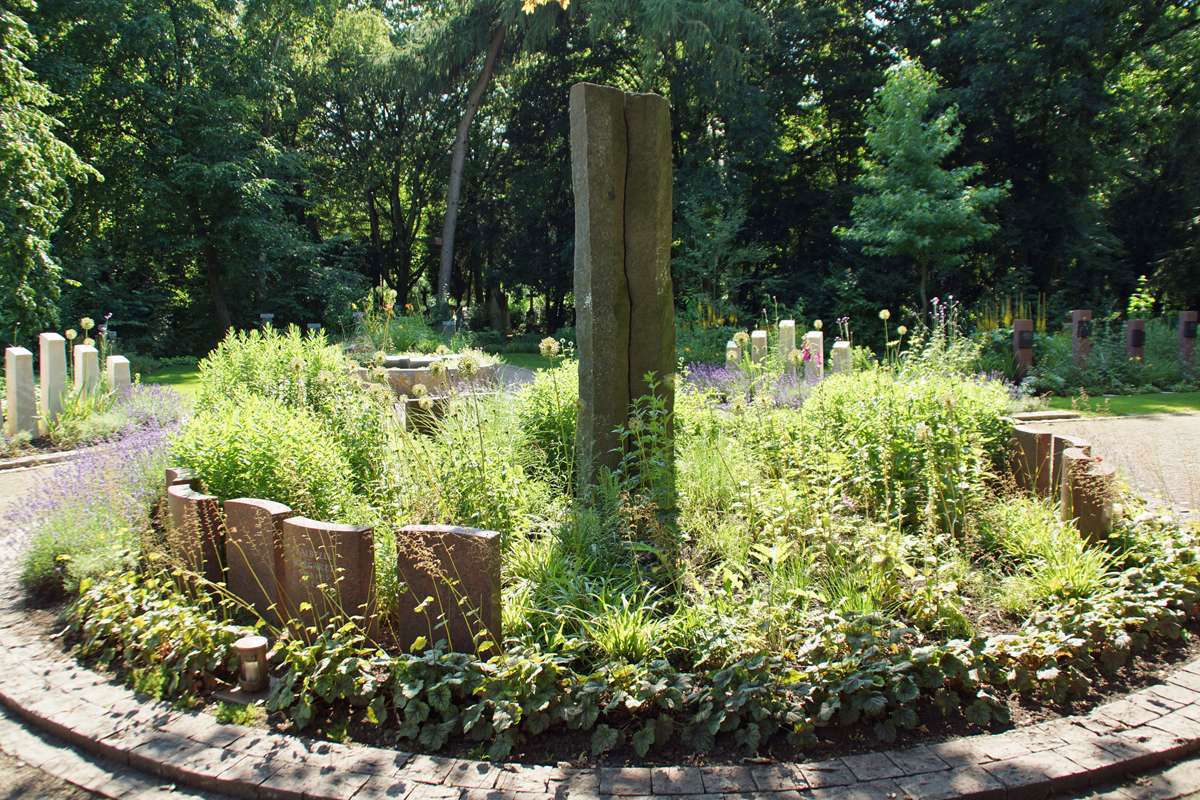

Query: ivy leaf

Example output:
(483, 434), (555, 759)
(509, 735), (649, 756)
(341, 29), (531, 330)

(632, 722), (657, 757)
(964, 699), (992, 727)
(591, 724), (620, 756)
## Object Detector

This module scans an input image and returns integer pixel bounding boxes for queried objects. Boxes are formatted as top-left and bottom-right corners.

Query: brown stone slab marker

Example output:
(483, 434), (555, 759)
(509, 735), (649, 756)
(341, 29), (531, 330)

(280, 517), (374, 630)
(1013, 319), (1034, 377)
(1181, 310), (1197, 363)
(1011, 425), (1052, 495)
(1071, 310), (1092, 366)
(571, 82), (631, 486)
(225, 498), (293, 625)
(166, 484), (225, 585)
(1126, 319), (1146, 360)
(1051, 433), (1091, 498)
(165, 467), (193, 488)
(395, 525), (500, 654)
(1060, 448), (1116, 540)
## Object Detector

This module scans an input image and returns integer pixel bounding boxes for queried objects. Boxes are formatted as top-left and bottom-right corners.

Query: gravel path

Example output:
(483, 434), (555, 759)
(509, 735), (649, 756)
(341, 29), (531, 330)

(1040, 412), (1200, 516)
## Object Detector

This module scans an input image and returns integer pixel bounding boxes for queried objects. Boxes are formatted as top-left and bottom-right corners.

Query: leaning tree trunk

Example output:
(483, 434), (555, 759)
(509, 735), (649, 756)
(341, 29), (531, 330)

(436, 26), (506, 316)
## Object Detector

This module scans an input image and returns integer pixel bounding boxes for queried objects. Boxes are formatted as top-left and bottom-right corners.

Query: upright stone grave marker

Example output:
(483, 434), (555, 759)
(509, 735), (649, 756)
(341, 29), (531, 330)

(830, 341), (852, 375)
(280, 517), (374, 630)
(1050, 433), (1090, 496)
(106, 355), (131, 396)
(1012, 319), (1034, 377)
(1011, 425), (1053, 495)
(4, 348), (36, 439)
(1181, 310), (1198, 363)
(38, 333), (66, 433)
(725, 340), (740, 367)
(779, 320), (796, 375)
(166, 483), (225, 585)
(750, 330), (768, 364)
(1060, 448), (1115, 541)
(73, 344), (99, 392)
(395, 524), (501, 654)
(803, 330), (824, 384)
(1070, 310), (1092, 366)
(570, 82), (674, 490)
(225, 498), (293, 624)
(1126, 319), (1145, 360)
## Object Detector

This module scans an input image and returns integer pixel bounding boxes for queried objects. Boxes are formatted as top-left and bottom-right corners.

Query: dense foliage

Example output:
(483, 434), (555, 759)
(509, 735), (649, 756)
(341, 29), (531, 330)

(3, 0), (1196, 355)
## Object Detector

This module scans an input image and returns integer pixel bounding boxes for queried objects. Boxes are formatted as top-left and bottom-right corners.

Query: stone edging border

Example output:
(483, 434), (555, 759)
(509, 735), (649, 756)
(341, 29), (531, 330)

(5, 571), (1200, 800)
(0, 441), (112, 472)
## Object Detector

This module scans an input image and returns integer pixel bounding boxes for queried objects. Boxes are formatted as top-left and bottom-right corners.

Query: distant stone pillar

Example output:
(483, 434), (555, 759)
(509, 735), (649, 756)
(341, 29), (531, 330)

(38, 333), (66, 433)
(803, 331), (824, 384)
(106, 355), (131, 396)
(1070, 310), (1092, 366)
(4, 348), (36, 440)
(570, 82), (675, 499)
(778, 320), (796, 370)
(1180, 310), (1197, 363)
(750, 330), (768, 364)
(725, 340), (740, 367)
(1126, 319), (1145, 360)
(830, 341), (852, 375)
(1012, 319), (1034, 377)
(73, 344), (99, 392)
(1060, 448), (1116, 541)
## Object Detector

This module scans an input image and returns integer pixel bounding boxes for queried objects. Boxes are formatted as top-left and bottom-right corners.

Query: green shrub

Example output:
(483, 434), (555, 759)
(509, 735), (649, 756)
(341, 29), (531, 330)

(515, 360), (578, 489)
(1029, 318), (1196, 395)
(173, 392), (359, 520)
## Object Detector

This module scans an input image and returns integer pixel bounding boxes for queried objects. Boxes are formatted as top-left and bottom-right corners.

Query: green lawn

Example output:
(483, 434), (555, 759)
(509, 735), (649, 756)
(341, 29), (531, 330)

(143, 365), (201, 399)
(1045, 391), (1200, 417)
(495, 352), (560, 372)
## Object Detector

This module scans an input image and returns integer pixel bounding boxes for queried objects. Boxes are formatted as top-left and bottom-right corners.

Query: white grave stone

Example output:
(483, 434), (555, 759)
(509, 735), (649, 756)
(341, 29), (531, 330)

(106, 355), (131, 396)
(750, 330), (768, 364)
(803, 331), (824, 384)
(73, 344), (99, 393)
(831, 340), (852, 375)
(38, 333), (66, 433)
(4, 347), (36, 439)
(725, 340), (740, 367)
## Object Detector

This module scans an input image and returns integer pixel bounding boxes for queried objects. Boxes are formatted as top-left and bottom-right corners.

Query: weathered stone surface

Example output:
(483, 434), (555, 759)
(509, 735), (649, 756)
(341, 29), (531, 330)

(804, 330), (824, 384)
(106, 355), (132, 396)
(751, 330), (768, 363)
(395, 525), (500, 654)
(166, 484), (226, 584)
(1011, 426), (1053, 495)
(624, 92), (675, 411)
(38, 333), (66, 433)
(1051, 433), (1091, 497)
(73, 344), (99, 392)
(280, 517), (375, 629)
(831, 340), (852, 375)
(166, 466), (194, 487)
(225, 498), (293, 624)
(570, 82), (630, 486)
(4, 347), (36, 439)
(1013, 319), (1034, 376)
(779, 320), (797, 368)
(1061, 447), (1116, 540)
(1071, 309), (1092, 366)
(1181, 310), (1198, 363)
(1126, 319), (1146, 360)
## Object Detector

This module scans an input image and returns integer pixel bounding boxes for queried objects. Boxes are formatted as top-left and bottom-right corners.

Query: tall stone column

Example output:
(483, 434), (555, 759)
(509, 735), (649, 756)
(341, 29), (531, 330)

(1012, 319), (1033, 377)
(804, 331), (824, 384)
(38, 333), (66, 433)
(1070, 310), (1092, 366)
(1126, 319), (1145, 360)
(570, 83), (675, 495)
(1181, 310), (1197, 363)
(74, 344), (99, 392)
(4, 348), (36, 439)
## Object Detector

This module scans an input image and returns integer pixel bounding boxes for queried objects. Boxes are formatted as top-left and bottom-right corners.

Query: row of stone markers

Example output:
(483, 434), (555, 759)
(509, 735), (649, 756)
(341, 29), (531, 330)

(3, 333), (131, 440)
(724, 320), (853, 382)
(1012, 310), (1198, 374)
(163, 468), (501, 654)
(1010, 420), (1116, 539)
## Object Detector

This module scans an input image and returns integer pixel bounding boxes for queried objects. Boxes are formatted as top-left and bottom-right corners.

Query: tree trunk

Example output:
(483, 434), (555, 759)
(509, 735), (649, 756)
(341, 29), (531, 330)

(436, 25), (506, 316)
(920, 261), (929, 316)
(204, 242), (233, 334)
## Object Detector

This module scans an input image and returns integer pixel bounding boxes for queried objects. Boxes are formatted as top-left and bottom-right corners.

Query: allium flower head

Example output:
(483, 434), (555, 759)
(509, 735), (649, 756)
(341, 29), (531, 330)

(733, 330), (750, 346)
(83, 337), (95, 346)
(539, 337), (561, 358)
(80, 316), (95, 331)
(458, 355), (478, 378)
(418, 396), (434, 411)
(813, 319), (823, 331)
(897, 325), (908, 336)
(65, 329), (77, 341)
(435, 344), (450, 356)
(411, 383), (428, 398)
(878, 309), (891, 321)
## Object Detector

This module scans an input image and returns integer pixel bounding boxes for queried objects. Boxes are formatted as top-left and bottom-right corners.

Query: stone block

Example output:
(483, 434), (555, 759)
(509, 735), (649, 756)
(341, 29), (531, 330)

(1070, 309), (1092, 366)
(281, 516), (374, 629)
(166, 466), (194, 487)
(831, 340), (852, 375)
(1126, 318), (1146, 360)
(38, 333), (66, 433)
(1181, 310), (1198, 363)
(750, 330), (768, 363)
(779, 320), (797, 367)
(1013, 319), (1034, 376)
(570, 82), (630, 486)
(395, 524), (500, 654)
(1011, 426), (1053, 495)
(1051, 433), (1090, 496)
(166, 484), (226, 585)
(4, 347), (36, 439)
(803, 330), (824, 384)
(73, 344), (99, 393)
(225, 498), (293, 624)
(105, 355), (131, 396)
(1060, 447), (1116, 540)
(725, 340), (740, 366)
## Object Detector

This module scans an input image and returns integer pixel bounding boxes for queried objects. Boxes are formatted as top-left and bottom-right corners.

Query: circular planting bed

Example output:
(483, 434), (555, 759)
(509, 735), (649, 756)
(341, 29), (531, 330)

(7, 325), (1200, 799)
